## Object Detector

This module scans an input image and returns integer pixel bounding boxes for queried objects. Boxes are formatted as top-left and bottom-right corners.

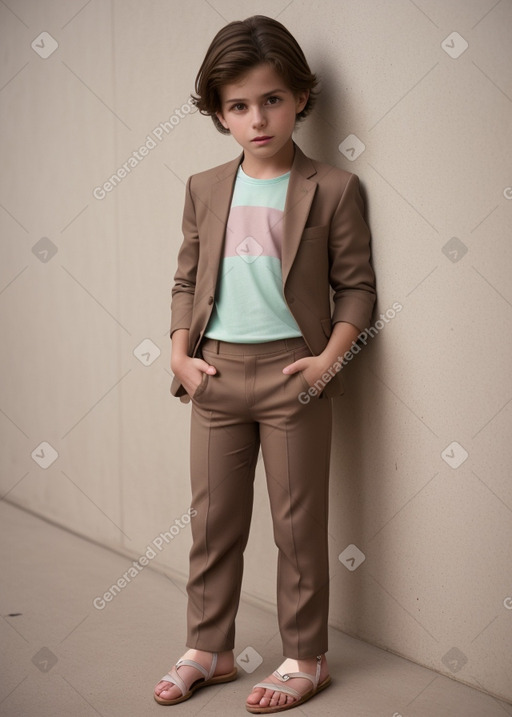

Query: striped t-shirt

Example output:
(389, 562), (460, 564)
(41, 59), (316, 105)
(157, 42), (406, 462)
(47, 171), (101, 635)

(205, 166), (302, 342)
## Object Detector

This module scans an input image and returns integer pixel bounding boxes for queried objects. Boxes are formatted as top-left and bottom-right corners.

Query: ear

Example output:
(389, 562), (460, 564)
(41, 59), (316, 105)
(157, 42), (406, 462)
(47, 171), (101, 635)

(295, 89), (309, 114)
(216, 111), (229, 130)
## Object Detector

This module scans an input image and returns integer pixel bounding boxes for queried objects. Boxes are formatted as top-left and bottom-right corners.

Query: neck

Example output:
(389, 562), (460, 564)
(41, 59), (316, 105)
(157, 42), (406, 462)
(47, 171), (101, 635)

(242, 139), (295, 179)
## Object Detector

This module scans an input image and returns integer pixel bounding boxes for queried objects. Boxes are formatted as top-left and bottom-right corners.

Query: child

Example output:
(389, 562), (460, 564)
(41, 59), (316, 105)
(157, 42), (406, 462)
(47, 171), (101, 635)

(154, 15), (376, 713)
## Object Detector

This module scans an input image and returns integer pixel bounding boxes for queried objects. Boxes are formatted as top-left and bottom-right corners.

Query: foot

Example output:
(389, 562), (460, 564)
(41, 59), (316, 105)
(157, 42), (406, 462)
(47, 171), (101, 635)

(154, 649), (234, 704)
(246, 654), (330, 711)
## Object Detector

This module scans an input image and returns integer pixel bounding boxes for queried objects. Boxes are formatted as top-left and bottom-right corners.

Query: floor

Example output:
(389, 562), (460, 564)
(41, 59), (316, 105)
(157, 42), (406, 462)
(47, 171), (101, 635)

(0, 500), (510, 717)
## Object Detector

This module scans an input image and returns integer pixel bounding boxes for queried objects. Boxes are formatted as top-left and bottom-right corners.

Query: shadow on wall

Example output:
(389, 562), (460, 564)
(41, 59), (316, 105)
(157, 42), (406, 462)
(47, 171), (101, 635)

(298, 61), (385, 643)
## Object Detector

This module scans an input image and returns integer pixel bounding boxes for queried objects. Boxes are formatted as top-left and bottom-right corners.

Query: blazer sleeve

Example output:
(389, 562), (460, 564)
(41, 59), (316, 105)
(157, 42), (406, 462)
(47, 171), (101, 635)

(170, 176), (199, 337)
(329, 173), (376, 330)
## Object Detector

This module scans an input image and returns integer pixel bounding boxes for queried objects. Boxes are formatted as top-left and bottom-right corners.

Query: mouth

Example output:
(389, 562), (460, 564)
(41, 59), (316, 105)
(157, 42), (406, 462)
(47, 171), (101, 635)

(251, 136), (273, 144)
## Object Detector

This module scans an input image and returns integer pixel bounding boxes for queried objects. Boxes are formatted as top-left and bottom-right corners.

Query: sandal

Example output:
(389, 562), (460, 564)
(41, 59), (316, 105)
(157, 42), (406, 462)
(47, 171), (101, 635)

(246, 655), (331, 713)
(154, 652), (238, 705)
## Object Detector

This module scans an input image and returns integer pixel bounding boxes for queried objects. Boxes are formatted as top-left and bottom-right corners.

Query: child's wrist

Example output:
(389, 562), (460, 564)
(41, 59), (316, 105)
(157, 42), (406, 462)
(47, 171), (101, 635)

(171, 353), (190, 372)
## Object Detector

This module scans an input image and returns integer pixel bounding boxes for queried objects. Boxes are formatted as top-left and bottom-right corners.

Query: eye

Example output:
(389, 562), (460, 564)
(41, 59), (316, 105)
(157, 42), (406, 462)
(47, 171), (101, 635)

(230, 103), (246, 112)
(266, 96), (282, 105)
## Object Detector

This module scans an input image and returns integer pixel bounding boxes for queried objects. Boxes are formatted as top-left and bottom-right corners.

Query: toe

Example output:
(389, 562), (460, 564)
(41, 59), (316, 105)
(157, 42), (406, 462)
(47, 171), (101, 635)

(272, 690), (285, 707)
(247, 684), (298, 709)
(246, 687), (266, 706)
(280, 691), (291, 706)
(278, 690), (293, 707)
(155, 682), (181, 700)
(260, 689), (272, 706)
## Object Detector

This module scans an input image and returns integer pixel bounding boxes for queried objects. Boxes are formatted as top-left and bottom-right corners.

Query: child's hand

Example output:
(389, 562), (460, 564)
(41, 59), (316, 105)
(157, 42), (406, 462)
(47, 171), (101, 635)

(282, 356), (326, 389)
(171, 356), (217, 398)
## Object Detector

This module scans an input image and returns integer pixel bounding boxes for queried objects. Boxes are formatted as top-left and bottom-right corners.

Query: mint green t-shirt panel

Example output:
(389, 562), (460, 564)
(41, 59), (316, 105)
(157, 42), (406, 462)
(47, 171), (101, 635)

(205, 168), (302, 343)
(231, 167), (290, 210)
(205, 256), (302, 342)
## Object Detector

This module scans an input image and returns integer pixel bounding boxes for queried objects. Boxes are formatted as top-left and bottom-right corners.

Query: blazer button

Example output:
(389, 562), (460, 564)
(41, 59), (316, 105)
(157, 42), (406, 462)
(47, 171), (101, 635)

(208, 296), (214, 305)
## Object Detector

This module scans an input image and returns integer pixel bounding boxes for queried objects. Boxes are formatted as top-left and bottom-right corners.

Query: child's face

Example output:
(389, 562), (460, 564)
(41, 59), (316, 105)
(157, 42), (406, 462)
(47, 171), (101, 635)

(216, 63), (308, 170)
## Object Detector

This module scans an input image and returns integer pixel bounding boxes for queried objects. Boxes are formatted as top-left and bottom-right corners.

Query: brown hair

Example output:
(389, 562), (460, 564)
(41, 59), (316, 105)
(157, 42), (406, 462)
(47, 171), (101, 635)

(192, 15), (319, 134)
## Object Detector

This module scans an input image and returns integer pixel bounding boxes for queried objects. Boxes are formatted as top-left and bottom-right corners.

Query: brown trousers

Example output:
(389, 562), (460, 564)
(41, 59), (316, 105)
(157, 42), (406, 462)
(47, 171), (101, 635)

(186, 337), (332, 659)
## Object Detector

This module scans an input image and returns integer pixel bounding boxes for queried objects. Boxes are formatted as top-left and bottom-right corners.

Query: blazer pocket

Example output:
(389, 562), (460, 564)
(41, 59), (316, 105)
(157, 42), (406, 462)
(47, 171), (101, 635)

(301, 225), (329, 241)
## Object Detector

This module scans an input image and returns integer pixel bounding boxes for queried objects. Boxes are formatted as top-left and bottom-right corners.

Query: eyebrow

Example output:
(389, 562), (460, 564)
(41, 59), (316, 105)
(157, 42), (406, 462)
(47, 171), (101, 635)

(224, 88), (288, 103)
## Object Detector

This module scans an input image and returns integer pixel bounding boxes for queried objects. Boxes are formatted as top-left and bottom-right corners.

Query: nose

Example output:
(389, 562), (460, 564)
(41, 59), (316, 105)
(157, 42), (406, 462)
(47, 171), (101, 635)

(251, 106), (266, 128)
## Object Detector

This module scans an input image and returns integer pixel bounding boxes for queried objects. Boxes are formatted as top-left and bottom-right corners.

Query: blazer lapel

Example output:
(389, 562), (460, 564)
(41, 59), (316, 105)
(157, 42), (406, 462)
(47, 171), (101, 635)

(207, 153), (243, 288)
(281, 144), (318, 285)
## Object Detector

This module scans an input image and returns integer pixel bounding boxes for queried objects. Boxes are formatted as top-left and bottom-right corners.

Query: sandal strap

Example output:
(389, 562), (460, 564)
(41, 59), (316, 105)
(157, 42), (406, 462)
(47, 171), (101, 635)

(251, 656), (323, 700)
(274, 655), (322, 689)
(159, 667), (187, 697)
(273, 669), (316, 686)
(251, 681), (302, 700)
(159, 653), (218, 696)
(176, 658), (211, 680)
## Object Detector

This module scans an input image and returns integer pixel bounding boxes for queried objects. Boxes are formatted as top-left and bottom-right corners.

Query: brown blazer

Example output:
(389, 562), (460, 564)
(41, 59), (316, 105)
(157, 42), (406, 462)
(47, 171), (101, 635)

(170, 143), (376, 399)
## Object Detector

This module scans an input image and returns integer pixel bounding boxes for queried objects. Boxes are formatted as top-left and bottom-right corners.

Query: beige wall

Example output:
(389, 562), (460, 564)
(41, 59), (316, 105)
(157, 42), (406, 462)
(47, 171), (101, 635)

(1, 0), (511, 703)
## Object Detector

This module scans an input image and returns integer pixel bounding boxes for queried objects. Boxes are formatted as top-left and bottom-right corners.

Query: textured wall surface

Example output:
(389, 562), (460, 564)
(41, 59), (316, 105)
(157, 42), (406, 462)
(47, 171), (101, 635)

(1, 0), (511, 704)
